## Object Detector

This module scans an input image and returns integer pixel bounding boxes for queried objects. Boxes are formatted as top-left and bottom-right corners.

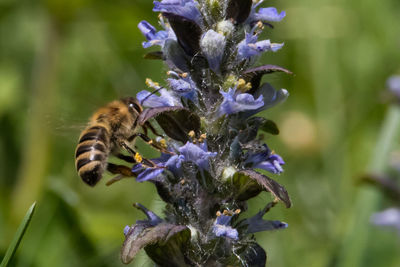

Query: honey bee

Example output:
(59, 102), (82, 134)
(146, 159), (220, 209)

(75, 97), (162, 186)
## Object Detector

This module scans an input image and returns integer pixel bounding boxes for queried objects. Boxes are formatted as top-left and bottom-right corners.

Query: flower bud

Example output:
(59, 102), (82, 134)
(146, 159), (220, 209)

(216, 20), (235, 37)
(200, 29), (226, 72)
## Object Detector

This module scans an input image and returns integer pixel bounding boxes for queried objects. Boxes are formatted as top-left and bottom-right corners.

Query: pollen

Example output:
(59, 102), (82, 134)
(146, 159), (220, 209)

(198, 133), (207, 142)
(181, 72), (188, 78)
(134, 153), (143, 163)
(145, 78), (159, 88)
(256, 21), (264, 29)
(159, 138), (167, 148)
(237, 79), (252, 92)
(188, 130), (195, 138)
(216, 211), (222, 217)
(235, 209), (241, 214)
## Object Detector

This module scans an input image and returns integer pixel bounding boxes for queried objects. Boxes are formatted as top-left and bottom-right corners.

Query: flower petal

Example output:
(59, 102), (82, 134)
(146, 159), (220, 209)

(138, 20), (172, 48)
(137, 89), (179, 108)
(254, 7), (286, 22)
(136, 168), (165, 182)
(219, 88), (264, 116)
(153, 0), (202, 26)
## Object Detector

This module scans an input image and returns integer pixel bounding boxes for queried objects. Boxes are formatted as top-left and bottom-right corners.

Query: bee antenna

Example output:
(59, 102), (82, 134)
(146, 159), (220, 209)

(140, 87), (164, 105)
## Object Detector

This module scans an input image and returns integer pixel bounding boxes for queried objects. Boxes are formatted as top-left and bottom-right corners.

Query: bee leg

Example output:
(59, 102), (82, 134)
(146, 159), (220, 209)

(116, 153), (135, 163)
(142, 125), (149, 136)
(120, 142), (137, 155)
(144, 121), (162, 137)
(120, 141), (158, 168)
(106, 163), (136, 186)
(128, 133), (170, 154)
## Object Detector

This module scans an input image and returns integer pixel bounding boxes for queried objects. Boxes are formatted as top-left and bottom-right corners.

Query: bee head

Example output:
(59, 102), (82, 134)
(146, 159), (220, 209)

(122, 97), (143, 114)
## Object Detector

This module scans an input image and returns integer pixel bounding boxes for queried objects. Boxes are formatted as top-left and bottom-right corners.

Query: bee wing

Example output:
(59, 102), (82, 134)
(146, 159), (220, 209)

(44, 114), (88, 141)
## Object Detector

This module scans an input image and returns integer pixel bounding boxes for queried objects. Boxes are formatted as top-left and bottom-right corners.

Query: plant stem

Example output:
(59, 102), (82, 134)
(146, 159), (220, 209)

(337, 105), (400, 267)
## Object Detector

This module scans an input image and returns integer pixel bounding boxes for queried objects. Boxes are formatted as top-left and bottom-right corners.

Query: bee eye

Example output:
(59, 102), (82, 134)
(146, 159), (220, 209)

(130, 102), (142, 113)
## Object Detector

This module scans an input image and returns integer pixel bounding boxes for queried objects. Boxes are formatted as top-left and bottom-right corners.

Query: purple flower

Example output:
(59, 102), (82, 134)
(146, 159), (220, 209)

(239, 203), (288, 234)
(245, 145), (285, 174)
(237, 31), (283, 61)
(218, 88), (264, 116)
(255, 154), (285, 174)
(133, 152), (182, 182)
(200, 30), (226, 72)
(252, 7), (286, 22)
(138, 20), (175, 48)
(247, 1), (286, 24)
(136, 168), (165, 182)
(153, 0), (202, 26)
(137, 89), (181, 108)
(212, 214), (239, 240)
(167, 73), (198, 101)
(123, 203), (163, 236)
(134, 203), (164, 226)
(178, 142), (217, 171)
(242, 83), (288, 117)
(256, 83), (288, 110)
(133, 142), (216, 182)
(123, 225), (131, 236)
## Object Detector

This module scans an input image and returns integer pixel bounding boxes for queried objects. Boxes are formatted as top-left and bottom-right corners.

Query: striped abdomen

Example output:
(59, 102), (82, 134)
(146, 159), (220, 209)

(75, 125), (110, 186)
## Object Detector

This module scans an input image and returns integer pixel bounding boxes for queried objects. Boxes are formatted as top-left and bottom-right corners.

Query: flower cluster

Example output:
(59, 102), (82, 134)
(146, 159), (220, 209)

(122, 0), (292, 265)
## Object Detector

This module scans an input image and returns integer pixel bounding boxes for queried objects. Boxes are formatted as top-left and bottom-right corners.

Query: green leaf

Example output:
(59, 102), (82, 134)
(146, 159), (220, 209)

(1, 202), (36, 267)
(259, 119), (280, 135)
(121, 223), (190, 265)
(143, 51), (164, 60)
(139, 106), (201, 143)
(230, 170), (291, 208)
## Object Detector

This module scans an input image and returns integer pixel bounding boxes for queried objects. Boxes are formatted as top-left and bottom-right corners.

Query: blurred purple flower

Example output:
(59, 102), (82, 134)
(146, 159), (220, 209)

(387, 75), (400, 99)
(371, 208), (400, 233)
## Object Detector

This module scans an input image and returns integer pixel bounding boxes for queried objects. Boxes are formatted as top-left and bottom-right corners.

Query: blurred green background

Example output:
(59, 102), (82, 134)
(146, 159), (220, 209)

(1, 0), (400, 266)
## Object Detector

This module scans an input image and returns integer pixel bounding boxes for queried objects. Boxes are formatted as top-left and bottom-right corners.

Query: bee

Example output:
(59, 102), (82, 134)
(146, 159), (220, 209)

(75, 97), (163, 186)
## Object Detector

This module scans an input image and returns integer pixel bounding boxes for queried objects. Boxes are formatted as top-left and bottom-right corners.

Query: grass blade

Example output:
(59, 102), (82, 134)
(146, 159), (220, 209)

(0, 202), (36, 267)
